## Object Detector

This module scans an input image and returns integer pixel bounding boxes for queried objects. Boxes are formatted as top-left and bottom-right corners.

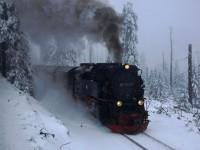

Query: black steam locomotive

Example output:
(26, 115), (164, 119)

(67, 63), (149, 134)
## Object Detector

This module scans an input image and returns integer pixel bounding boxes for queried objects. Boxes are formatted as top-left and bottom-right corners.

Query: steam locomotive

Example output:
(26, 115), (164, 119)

(67, 63), (149, 134)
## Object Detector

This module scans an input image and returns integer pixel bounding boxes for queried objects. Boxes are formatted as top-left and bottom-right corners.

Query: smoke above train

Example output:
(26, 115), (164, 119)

(16, 0), (123, 62)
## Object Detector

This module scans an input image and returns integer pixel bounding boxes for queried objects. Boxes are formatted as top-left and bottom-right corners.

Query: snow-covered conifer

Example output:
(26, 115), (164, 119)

(192, 65), (200, 106)
(121, 2), (138, 65)
(0, 0), (33, 94)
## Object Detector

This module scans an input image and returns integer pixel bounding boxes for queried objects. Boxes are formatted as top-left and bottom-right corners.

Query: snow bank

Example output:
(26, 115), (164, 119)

(147, 98), (200, 133)
(0, 77), (71, 150)
(146, 98), (200, 150)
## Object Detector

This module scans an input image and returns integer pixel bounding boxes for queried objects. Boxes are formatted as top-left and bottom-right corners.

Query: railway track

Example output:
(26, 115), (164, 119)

(121, 134), (148, 150)
(121, 133), (176, 150)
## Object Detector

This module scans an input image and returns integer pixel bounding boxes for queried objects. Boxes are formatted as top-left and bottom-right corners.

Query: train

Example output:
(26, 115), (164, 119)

(67, 63), (149, 134)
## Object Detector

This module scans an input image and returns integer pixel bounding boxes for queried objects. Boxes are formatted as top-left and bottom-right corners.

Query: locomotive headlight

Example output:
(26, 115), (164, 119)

(138, 100), (144, 106)
(116, 101), (123, 107)
(124, 64), (130, 70)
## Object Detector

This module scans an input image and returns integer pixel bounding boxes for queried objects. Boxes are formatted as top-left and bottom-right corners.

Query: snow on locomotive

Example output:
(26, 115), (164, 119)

(67, 63), (149, 134)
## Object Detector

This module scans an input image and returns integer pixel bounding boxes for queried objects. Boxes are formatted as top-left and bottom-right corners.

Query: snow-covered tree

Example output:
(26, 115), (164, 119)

(121, 2), (138, 65)
(0, 0), (33, 94)
(146, 69), (170, 100)
(193, 67), (198, 101)
(198, 64), (200, 94)
(192, 64), (200, 106)
(197, 64), (200, 106)
(173, 73), (187, 103)
(45, 39), (78, 66)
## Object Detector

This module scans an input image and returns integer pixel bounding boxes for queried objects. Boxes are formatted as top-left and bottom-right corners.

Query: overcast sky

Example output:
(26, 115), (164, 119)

(109, 0), (200, 69)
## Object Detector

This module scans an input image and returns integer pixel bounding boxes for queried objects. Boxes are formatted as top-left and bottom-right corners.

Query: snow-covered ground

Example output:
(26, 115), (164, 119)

(1, 75), (200, 150)
(0, 76), (71, 150)
(146, 99), (200, 150)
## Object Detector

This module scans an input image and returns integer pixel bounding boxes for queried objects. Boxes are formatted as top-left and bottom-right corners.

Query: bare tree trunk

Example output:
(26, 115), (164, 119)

(89, 45), (92, 63)
(188, 44), (193, 106)
(0, 42), (8, 77)
(170, 28), (173, 89)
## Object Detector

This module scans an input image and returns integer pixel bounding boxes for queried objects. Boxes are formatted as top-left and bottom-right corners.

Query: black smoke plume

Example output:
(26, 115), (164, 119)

(16, 0), (122, 62)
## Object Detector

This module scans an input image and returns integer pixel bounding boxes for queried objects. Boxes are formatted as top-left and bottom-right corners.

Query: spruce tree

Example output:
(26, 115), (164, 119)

(121, 2), (138, 65)
(0, 0), (33, 94)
